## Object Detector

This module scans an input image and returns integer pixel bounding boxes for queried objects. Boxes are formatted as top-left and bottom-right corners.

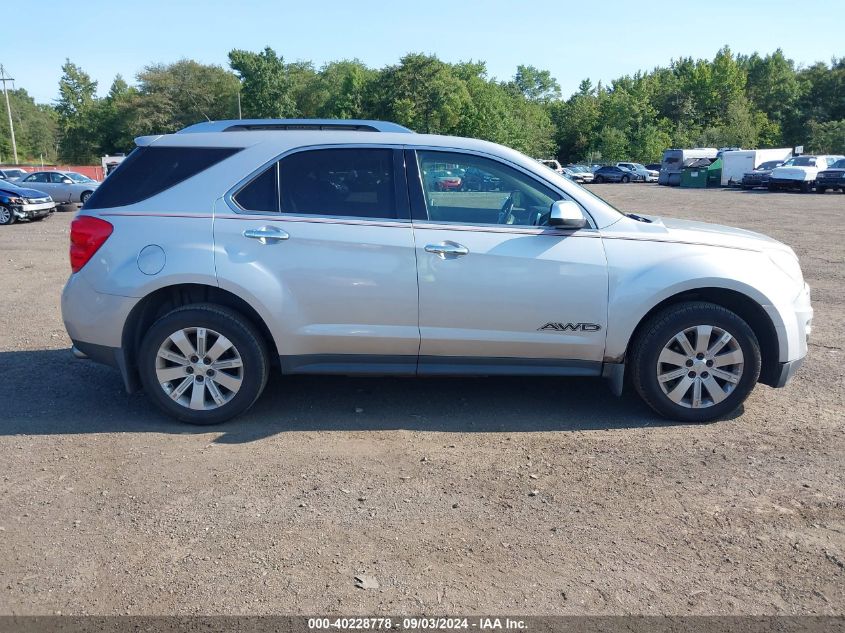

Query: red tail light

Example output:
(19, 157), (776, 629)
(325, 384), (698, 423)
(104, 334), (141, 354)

(70, 216), (113, 273)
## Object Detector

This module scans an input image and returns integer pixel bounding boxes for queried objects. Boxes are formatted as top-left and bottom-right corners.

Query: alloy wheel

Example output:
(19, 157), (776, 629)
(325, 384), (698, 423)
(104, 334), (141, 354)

(155, 327), (244, 410)
(656, 325), (744, 409)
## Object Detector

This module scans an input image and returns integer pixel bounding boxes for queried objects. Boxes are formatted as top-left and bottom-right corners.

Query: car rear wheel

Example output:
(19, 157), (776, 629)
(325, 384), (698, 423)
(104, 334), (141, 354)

(0, 205), (14, 226)
(138, 304), (270, 425)
(621, 175), (630, 183)
(800, 181), (812, 193)
(594, 175), (604, 183)
(80, 191), (93, 205)
(630, 301), (761, 423)
(816, 186), (827, 194)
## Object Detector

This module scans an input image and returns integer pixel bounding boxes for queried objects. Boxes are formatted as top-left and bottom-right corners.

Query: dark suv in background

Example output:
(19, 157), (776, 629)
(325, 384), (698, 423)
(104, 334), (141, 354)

(592, 165), (637, 183)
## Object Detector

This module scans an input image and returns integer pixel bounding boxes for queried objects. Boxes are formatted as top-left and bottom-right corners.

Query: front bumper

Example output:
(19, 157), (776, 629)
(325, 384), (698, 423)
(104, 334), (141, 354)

(765, 282), (812, 388)
(772, 357), (805, 388)
(12, 201), (56, 220)
(769, 177), (809, 187)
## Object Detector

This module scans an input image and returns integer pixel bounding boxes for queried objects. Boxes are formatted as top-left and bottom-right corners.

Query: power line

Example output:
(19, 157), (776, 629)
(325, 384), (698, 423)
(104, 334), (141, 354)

(0, 64), (18, 164)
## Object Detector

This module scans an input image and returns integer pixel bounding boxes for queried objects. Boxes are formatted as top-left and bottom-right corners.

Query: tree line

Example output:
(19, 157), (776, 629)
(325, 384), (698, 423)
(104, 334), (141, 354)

(1, 46), (842, 166)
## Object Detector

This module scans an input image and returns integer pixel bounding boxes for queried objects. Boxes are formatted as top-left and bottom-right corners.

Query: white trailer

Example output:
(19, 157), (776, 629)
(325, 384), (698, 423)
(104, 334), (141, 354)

(720, 148), (793, 186)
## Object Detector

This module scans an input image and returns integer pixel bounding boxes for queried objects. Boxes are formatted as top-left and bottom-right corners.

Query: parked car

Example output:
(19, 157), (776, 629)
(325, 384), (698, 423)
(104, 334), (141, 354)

(62, 118), (812, 425)
(537, 159), (564, 175)
(0, 167), (29, 181)
(564, 165), (594, 183)
(561, 167), (590, 184)
(644, 163), (662, 172)
(0, 179), (56, 225)
(768, 155), (845, 192)
(616, 162), (658, 182)
(592, 165), (637, 183)
(425, 169), (462, 191)
(740, 160), (784, 190)
(460, 165), (500, 191)
(814, 158), (845, 193)
(18, 170), (100, 205)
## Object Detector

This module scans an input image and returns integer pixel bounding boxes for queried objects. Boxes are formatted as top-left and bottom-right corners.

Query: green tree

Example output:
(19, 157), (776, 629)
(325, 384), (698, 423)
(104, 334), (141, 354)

(57, 59), (99, 163)
(228, 47), (298, 118)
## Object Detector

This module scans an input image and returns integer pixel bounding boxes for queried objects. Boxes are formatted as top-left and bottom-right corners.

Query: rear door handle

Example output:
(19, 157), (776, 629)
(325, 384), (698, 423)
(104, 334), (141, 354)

(425, 241), (469, 258)
(243, 226), (290, 244)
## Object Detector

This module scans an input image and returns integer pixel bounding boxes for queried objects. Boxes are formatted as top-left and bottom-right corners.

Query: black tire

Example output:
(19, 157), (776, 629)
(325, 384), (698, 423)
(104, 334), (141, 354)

(621, 175), (630, 183)
(80, 191), (93, 205)
(630, 301), (761, 423)
(800, 181), (812, 193)
(594, 175), (604, 183)
(816, 186), (826, 194)
(138, 303), (270, 425)
(767, 182), (777, 191)
(0, 205), (15, 226)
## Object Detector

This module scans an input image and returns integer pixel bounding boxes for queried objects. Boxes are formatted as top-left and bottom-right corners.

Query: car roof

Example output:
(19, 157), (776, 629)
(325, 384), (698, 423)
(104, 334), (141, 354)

(177, 119), (414, 134)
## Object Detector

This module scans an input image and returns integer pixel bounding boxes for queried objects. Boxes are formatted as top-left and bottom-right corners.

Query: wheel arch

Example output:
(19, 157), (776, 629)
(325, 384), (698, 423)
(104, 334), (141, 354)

(623, 287), (782, 387)
(121, 283), (279, 387)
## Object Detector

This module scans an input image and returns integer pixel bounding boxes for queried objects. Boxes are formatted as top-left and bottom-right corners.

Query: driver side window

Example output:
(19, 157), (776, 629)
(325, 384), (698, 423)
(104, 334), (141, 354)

(416, 151), (561, 227)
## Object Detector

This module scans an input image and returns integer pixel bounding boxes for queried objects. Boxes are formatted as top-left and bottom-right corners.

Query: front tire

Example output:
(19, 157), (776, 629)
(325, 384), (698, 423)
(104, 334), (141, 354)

(0, 205), (14, 226)
(800, 181), (812, 193)
(594, 175), (604, 183)
(138, 304), (270, 425)
(621, 175), (630, 183)
(630, 301), (761, 422)
(816, 186), (827, 194)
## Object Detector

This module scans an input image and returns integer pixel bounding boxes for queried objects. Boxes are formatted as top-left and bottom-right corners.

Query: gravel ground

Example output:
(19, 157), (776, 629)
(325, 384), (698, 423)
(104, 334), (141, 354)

(0, 187), (842, 616)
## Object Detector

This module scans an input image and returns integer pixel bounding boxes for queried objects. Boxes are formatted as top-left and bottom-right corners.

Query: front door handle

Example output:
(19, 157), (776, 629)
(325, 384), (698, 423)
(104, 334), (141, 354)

(243, 226), (290, 244)
(425, 241), (469, 259)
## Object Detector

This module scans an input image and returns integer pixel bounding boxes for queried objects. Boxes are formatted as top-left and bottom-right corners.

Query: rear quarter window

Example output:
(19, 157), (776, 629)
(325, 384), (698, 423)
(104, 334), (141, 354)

(84, 146), (241, 209)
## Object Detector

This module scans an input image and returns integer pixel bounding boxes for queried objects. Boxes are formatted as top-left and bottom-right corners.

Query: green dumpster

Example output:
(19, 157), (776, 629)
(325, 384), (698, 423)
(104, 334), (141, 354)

(680, 166), (708, 188)
(706, 158), (722, 187)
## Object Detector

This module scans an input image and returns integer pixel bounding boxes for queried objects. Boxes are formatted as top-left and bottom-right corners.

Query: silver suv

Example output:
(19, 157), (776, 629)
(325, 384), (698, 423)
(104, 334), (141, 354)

(62, 119), (813, 425)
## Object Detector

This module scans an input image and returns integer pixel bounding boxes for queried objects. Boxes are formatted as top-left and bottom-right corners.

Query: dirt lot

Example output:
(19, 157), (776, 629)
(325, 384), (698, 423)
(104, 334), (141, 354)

(0, 186), (842, 616)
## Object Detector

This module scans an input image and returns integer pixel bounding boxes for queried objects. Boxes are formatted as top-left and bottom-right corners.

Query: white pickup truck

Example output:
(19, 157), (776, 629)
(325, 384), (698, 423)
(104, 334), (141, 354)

(768, 155), (845, 192)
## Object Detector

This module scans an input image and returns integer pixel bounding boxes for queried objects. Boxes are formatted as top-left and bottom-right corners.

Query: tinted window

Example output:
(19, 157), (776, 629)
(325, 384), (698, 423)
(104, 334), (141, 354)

(233, 164), (279, 212)
(416, 150), (560, 227)
(50, 173), (66, 183)
(25, 173), (48, 183)
(278, 148), (397, 219)
(85, 146), (240, 209)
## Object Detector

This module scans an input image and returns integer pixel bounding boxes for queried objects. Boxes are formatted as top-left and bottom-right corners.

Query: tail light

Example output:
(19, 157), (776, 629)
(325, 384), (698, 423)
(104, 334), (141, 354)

(70, 216), (113, 273)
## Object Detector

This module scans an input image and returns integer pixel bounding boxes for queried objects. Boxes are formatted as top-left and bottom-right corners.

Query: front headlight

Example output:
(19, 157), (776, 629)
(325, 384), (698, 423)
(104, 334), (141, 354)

(768, 249), (804, 285)
(8, 197), (24, 204)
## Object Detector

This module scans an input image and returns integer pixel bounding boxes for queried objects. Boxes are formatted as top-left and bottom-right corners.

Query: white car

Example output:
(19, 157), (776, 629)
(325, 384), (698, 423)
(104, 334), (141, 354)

(61, 118), (812, 425)
(768, 155), (845, 192)
(18, 170), (100, 205)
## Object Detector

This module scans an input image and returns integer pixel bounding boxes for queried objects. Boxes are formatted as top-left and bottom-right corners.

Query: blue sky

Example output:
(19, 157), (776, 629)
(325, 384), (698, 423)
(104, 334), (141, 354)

(7, 0), (843, 104)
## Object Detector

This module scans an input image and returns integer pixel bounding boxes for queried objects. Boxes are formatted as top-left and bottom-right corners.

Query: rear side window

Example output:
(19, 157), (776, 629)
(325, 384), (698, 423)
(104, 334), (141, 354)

(279, 148), (398, 219)
(233, 163), (279, 212)
(84, 146), (240, 209)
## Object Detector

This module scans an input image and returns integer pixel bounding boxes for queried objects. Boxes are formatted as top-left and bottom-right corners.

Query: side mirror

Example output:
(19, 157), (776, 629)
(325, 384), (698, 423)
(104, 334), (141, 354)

(549, 200), (587, 229)
(62, 178), (73, 184)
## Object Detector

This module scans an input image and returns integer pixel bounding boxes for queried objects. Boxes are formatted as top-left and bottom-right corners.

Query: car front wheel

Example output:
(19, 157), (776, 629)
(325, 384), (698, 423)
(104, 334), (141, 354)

(138, 304), (270, 424)
(0, 205), (14, 225)
(630, 301), (761, 422)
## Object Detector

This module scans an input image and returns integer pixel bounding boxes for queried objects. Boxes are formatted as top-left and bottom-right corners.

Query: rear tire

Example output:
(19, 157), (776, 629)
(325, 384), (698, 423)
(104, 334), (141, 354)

(630, 301), (761, 423)
(800, 181), (812, 193)
(621, 175), (630, 183)
(138, 304), (270, 425)
(816, 186), (827, 194)
(80, 191), (93, 205)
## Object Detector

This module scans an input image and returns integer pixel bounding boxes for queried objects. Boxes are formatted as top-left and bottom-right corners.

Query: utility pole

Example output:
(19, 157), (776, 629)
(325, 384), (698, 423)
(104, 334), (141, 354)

(0, 64), (18, 164)
(237, 89), (242, 120)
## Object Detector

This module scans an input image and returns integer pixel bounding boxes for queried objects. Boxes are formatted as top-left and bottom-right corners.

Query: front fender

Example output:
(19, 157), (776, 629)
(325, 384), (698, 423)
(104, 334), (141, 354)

(602, 240), (792, 362)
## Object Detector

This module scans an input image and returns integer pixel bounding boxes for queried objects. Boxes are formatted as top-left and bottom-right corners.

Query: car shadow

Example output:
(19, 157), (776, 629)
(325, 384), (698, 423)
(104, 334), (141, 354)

(0, 349), (734, 443)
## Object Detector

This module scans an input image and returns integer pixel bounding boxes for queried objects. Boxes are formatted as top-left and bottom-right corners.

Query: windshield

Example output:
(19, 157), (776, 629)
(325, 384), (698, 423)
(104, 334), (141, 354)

(830, 159), (845, 169)
(783, 157), (817, 167)
(757, 161), (782, 170)
(66, 172), (96, 183)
